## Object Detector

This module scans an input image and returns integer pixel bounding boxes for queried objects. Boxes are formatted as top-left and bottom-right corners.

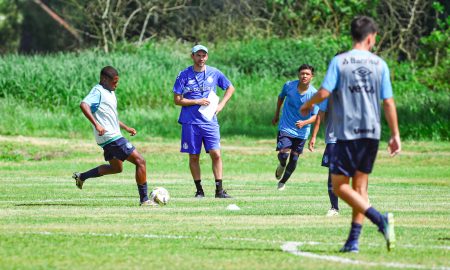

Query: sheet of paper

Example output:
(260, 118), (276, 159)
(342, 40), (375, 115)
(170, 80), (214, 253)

(198, 91), (220, 121)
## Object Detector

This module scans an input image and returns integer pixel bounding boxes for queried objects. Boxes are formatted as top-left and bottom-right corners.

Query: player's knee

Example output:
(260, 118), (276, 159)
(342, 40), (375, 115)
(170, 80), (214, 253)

(189, 155), (200, 163)
(113, 165), (123, 174)
(135, 155), (146, 167)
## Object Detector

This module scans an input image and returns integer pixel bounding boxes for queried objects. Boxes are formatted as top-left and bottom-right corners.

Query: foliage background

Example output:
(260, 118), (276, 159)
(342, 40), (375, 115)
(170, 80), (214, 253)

(0, 0), (448, 140)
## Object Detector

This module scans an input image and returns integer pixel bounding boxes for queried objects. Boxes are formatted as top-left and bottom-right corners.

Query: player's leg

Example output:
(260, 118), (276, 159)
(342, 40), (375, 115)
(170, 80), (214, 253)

(278, 138), (305, 189)
(126, 149), (152, 205)
(323, 143), (339, 216)
(181, 124), (204, 197)
(275, 131), (290, 180)
(203, 124), (230, 198)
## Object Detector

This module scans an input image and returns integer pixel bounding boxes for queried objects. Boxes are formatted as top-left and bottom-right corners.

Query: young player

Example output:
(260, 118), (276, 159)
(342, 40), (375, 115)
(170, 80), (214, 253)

(300, 16), (401, 252)
(309, 98), (340, 216)
(72, 66), (156, 206)
(272, 64), (319, 191)
(173, 45), (235, 198)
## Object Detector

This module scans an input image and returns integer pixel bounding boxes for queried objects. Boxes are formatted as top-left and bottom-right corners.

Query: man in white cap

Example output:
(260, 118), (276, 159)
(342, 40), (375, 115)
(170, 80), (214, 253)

(173, 44), (236, 198)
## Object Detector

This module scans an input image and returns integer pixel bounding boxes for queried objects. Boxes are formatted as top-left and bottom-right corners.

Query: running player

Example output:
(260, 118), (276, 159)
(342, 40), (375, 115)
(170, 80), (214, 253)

(72, 66), (156, 206)
(309, 97), (340, 216)
(173, 45), (236, 198)
(272, 64), (319, 191)
(300, 16), (401, 252)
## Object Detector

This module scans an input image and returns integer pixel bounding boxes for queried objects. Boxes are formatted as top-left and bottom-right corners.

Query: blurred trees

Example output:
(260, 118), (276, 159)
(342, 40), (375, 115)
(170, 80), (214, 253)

(0, 0), (448, 62)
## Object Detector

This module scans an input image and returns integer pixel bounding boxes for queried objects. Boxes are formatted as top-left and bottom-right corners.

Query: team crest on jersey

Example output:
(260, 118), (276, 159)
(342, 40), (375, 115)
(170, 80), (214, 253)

(207, 76), (213, 83)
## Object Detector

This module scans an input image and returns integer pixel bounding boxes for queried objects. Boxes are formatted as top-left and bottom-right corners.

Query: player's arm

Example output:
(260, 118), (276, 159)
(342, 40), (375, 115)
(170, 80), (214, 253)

(295, 113), (317, 129)
(300, 88), (330, 116)
(173, 94), (210, 107)
(80, 102), (106, 136)
(383, 97), (401, 156)
(309, 110), (325, 152)
(216, 85), (235, 115)
(272, 96), (285, 125)
(119, 121), (137, 136)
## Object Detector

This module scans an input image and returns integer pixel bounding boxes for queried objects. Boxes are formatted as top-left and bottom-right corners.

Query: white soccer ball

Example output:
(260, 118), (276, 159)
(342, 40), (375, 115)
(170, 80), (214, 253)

(150, 187), (170, 206)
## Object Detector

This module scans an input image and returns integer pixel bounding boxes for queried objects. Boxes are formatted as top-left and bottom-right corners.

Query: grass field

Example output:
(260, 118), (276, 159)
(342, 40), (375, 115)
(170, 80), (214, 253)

(0, 135), (449, 270)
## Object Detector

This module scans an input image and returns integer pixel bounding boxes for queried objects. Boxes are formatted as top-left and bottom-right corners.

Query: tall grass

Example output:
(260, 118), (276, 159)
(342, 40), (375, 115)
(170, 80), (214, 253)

(0, 38), (448, 140)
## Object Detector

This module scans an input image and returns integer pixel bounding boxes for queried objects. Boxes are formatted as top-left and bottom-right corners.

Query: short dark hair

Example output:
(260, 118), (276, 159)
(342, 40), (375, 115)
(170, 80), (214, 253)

(100, 66), (118, 79)
(351, 16), (378, 42)
(298, 64), (314, 75)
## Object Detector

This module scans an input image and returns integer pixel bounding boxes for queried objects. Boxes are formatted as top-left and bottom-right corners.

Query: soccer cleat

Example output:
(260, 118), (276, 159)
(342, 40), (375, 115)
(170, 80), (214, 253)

(275, 164), (286, 180)
(326, 208), (339, 217)
(382, 212), (396, 251)
(72, 172), (83, 190)
(140, 199), (159, 207)
(194, 190), (205, 198)
(215, 190), (232, 198)
(277, 182), (285, 191)
(339, 241), (359, 253)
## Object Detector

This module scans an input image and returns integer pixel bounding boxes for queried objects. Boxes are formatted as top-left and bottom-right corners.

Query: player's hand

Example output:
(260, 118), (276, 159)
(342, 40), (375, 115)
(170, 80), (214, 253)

(127, 127), (137, 136)
(197, 98), (210, 106)
(300, 103), (312, 116)
(308, 137), (315, 152)
(388, 135), (401, 156)
(215, 103), (224, 115)
(272, 115), (279, 125)
(95, 124), (106, 136)
(295, 120), (305, 129)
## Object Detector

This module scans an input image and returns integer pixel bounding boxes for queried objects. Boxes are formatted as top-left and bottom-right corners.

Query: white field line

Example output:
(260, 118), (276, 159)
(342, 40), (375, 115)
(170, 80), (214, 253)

(10, 231), (449, 269)
(281, 242), (450, 270)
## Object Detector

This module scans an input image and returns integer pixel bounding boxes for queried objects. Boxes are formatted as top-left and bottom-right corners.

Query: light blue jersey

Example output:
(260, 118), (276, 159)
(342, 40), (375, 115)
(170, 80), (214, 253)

(321, 49), (393, 140)
(318, 98), (337, 144)
(278, 81), (319, 139)
(82, 84), (122, 147)
(173, 65), (232, 125)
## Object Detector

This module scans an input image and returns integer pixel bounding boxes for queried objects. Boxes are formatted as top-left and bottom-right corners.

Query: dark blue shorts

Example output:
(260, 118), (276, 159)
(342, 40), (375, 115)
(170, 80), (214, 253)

(103, 137), (135, 161)
(276, 131), (306, 154)
(181, 124), (220, 154)
(330, 139), (379, 177)
(321, 143), (336, 168)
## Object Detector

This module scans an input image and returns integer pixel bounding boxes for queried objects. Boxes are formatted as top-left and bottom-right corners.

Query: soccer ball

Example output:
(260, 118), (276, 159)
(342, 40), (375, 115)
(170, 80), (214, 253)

(150, 187), (170, 206)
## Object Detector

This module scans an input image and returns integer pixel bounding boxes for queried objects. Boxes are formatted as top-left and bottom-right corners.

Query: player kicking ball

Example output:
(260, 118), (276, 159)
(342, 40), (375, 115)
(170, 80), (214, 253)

(272, 64), (319, 191)
(72, 66), (156, 207)
(300, 16), (401, 252)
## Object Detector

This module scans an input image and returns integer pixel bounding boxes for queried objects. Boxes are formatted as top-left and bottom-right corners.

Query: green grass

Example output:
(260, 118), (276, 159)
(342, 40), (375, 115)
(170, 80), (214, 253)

(0, 136), (449, 269)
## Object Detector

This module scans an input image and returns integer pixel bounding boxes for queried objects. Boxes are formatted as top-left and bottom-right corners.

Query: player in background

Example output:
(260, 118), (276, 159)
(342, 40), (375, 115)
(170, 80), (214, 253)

(300, 16), (401, 252)
(72, 66), (156, 206)
(309, 97), (340, 216)
(173, 45), (235, 198)
(272, 64), (319, 191)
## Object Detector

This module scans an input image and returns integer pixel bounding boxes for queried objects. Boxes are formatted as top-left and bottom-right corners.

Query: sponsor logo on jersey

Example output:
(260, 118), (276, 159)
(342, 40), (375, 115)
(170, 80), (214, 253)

(353, 128), (376, 134)
(349, 67), (375, 94)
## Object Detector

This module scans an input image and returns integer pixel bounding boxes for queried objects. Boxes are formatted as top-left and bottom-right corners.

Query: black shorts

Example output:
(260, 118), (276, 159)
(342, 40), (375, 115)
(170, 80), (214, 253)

(330, 139), (379, 177)
(276, 131), (306, 154)
(103, 137), (135, 161)
(321, 143), (336, 168)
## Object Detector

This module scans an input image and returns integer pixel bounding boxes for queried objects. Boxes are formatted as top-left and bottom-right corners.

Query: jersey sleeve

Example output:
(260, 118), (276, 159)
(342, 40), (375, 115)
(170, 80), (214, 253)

(318, 98), (328, 112)
(321, 57), (339, 93)
(173, 71), (186, 95)
(82, 88), (101, 113)
(380, 61), (393, 100)
(216, 70), (232, 90)
(278, 82), (289, 99)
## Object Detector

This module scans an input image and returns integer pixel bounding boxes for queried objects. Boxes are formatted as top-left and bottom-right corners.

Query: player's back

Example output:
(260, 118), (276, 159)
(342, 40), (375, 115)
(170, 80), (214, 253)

(330, 49), (392, 141)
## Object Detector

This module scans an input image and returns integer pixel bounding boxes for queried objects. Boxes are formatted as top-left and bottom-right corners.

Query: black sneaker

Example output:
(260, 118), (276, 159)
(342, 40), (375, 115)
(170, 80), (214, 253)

(215, 190), (232, 198)
(194, 190), (205, 198)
